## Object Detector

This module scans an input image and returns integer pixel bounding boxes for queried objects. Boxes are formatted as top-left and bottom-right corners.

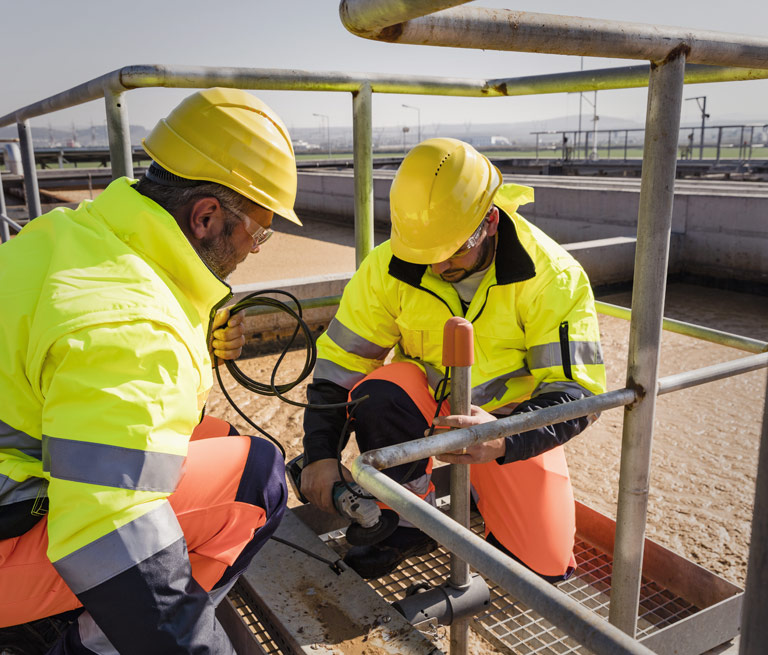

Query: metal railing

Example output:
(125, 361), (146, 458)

(530, 123), (768, 163)
(1, 4), (767, 652)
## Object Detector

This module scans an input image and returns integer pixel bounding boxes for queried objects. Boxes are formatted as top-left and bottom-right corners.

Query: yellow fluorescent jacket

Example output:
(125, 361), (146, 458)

(0, 178), (230, 575)
(315, 184), (606, 409)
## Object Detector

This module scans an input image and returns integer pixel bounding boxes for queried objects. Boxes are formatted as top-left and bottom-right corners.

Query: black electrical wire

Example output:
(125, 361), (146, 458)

(214, 288), (454, 507)
(213, 289), (368, 461)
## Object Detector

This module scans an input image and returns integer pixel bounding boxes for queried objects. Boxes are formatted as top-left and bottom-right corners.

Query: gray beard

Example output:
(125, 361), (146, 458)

(196, 235), (238, 281)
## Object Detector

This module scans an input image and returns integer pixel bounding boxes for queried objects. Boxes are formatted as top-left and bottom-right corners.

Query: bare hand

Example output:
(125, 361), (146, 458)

(300, 458), (353, 514)
(210, 308), (246, 363)
(429, 405), (507, 465)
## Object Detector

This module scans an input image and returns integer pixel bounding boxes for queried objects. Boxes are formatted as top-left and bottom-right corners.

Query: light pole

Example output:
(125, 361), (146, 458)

(582, 91), (599, 160)
(313, 113), (331, 158)
(685, 96), (709, 160)
(402, 104), (421, 144)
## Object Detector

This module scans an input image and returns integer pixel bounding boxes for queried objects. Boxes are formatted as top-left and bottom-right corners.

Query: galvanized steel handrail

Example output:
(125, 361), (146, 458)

(351, 386), (656, 655)
(597, 301), (768, 354)
(354, 460), (656, 655)
(340, 1), (768, 69)
(5, 63), (768, 130)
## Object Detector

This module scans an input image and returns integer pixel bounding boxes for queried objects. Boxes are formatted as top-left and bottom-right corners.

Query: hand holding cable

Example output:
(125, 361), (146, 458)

(210, 307), (246, 363)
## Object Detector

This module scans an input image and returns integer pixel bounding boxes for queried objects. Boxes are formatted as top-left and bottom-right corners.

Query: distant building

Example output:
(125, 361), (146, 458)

(468, 135), (511, 147)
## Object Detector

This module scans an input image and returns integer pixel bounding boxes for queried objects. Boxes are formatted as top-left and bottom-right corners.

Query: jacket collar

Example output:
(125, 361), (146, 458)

(388, 207), (536, 286)
(87, 177), (231, 323)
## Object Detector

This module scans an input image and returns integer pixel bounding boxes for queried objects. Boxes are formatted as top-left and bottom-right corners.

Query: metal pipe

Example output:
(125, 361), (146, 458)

(4, 64), (768, 131)
(716, 126), (723, 163)
(104, 90), (134, 179)
(352, 82), (374, 267)
(352, 462), (656, 655)
(362, 388), (636, 471)
(595, 301), (768, 354)
(609, 49), (687, 636)
(657, 352), (768, 395)
(339, 0), (473, 35)
(340, 3), (768, 69)
(17, 120), (42, 219)
(448, 360), (472, 655)
(624, 130), (629, 161)
(739, 371), (768, 654)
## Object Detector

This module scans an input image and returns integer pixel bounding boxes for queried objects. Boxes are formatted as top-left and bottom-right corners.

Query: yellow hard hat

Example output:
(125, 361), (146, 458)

(142, 87), (300, 225)
(390, 138), (501, 264)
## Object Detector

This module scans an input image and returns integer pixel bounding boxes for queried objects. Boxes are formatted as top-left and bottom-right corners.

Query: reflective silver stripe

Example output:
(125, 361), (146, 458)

(0, 418), (42, 459)
(0, 475), (47, 506)
(403, 472), (431, 497)
(313, 358), (366, 390)
(53, 501), (182, 594)
(531, 380), (595, 399)
(424, 362), (446, 392)
(326, 319), (391, 361)
(471, 367), (531, 406)
(78, 612), (119, 655)
(42, 435), (184, 493)
(527, 340), (603, 370)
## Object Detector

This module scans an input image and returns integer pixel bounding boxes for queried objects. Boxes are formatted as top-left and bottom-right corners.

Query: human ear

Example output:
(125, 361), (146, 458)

(188, 197), (224, 240)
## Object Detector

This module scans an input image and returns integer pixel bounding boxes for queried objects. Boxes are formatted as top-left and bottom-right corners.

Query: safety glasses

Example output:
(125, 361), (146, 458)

(226, 205), (274, 246)
(448, 215), (488, 259)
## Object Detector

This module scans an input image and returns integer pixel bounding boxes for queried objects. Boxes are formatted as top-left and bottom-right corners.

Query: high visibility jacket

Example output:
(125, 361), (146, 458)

(0, 178), (234, 651)
(304, 184), (606, 465)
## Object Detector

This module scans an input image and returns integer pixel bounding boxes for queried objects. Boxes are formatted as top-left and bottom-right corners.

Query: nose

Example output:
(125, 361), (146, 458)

(431, 260), (451, 275)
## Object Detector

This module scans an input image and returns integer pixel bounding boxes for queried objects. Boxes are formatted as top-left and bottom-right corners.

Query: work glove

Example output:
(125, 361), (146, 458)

(210, 307), (246, 364)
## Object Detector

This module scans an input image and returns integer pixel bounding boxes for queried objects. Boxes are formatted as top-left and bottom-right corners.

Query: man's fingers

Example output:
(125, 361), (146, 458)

(211, 307), (230, 331)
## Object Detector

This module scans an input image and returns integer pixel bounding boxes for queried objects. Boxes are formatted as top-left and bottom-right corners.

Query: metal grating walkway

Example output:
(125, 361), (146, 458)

(320, 508), (700, 655)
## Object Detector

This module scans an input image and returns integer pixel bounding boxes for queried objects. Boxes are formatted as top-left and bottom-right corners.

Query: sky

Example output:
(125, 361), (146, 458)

(1, 0), (767, 138)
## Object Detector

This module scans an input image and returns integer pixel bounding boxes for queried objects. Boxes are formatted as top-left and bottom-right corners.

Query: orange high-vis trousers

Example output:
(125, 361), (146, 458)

(348, 362), (576, 579)
(0, 416), (281, 628)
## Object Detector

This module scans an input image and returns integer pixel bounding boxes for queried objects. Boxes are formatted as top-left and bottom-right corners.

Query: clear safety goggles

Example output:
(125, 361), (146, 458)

(448, 206), (493, 259)
(226, 205), (274, 246)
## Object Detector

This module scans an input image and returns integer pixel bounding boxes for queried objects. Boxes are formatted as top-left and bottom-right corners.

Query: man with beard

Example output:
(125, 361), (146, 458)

(0, 88), (298, 654)
(300, 138), (606, 583)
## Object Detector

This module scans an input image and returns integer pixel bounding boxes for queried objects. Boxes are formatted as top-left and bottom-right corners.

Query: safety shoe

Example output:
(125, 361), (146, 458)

(343, 526), (438, 579)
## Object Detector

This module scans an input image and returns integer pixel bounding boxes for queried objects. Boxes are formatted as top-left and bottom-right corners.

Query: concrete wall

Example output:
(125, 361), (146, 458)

(296, 171), (768, 286)
(232, 238), (640, 342)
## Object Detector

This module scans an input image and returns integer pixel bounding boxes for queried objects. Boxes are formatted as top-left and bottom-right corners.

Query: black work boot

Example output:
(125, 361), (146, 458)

(343, 525), (438, 579)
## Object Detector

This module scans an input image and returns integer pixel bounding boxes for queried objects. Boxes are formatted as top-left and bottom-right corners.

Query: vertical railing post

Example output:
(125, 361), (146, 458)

(607, 130), (612, 159)
(534, 134), (540, 161)
(739, 126), (745, 161)
(104, 89), (133, 179)
(608, 47), (686, 637)
(352, 82), (374, 268)
(624, 130), (629, 162)
(739, 375), (768, 655)
(17, 120), (42, 219)
(715, 127), (723, 164)
(443, 317), (474, 655)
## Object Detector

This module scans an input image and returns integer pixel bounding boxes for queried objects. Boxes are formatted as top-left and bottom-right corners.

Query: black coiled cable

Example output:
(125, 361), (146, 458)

(213, 289), (367, 460)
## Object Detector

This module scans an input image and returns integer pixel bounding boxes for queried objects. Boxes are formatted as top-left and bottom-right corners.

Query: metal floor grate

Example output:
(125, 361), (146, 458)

(321, 508), (700, 655)
(228, 582), (289, 655)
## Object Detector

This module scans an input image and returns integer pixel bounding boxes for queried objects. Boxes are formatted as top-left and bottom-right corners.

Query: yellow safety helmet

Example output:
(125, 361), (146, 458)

(390, 138), (501, 264)
(142, 87), (300, 225)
